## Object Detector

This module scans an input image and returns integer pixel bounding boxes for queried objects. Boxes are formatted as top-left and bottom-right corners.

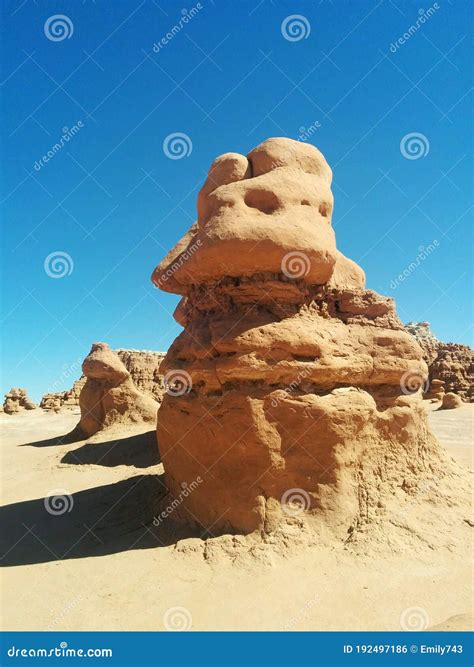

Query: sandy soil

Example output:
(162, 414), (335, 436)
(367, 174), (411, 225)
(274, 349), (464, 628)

(0, 405), (472, 632)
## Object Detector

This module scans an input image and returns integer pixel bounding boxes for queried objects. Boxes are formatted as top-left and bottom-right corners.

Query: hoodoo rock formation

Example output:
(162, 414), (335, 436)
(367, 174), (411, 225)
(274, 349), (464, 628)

(40, 349), (166, 412)
(72, 342), (159, 438)
(2, 388), (37, 415)
(405, 322), (473, 402)
(152, 137), (454, 538)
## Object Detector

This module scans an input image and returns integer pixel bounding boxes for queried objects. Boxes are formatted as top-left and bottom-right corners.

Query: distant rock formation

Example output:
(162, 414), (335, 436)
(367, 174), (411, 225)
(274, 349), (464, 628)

(405, 322), (439, 365)
(3, 388), (37, 415)
(441, 392), (463, 410)
(152, 137), (453, 537)
(71, 342), (159, 439)
(405, 322), (473, 402)
(40, 378), (86, 412)
(40, 348), (166, 411)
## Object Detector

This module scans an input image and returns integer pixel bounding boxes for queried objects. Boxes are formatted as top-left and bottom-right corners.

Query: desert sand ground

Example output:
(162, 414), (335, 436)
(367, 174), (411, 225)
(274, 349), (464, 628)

(0, 405), (472, 632)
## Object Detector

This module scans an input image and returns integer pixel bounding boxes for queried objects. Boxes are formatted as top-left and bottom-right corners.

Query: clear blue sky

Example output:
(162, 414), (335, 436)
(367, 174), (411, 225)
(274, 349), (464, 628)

(1, 0), (472, 401)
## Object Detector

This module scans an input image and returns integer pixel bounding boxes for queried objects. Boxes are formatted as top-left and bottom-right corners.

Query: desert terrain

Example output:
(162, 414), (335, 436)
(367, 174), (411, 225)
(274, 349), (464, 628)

(0, 403), (472, 632)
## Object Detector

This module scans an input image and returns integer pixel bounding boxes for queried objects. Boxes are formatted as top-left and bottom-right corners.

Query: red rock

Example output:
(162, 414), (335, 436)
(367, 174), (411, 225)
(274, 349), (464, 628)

(151, 138), (452, 537)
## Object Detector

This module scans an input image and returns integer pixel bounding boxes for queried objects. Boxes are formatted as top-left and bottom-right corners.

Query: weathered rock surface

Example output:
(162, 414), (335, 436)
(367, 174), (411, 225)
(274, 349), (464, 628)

(405, 322), (473, 402)
(116, 349), (166, 403)
(152, 137), (454, 538)
(72, 343), (159, 438)
(441, 392), (463, 410)
(3, 388), (37, 415)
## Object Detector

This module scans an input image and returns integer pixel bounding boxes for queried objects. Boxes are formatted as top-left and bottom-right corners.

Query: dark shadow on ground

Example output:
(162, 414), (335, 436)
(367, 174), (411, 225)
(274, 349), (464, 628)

(20, 428), (83, 448)
(0, 474), (202, 567)
(61, 430), (160, 468)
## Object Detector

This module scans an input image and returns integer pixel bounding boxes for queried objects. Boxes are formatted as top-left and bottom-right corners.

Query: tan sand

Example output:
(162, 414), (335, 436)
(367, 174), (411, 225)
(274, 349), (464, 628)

(0, 406), (472, 632)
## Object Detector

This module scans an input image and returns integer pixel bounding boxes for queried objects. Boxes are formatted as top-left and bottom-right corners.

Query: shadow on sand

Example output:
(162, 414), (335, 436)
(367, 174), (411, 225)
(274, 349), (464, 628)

(61, 430), (161, 468)
(0, 474), (201, 567)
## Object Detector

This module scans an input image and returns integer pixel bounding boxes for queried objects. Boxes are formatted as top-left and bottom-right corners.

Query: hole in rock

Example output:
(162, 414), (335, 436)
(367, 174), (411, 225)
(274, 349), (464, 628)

(319, 202), (330, 218)
(301, 199), (311, 206)
(291, 354), (316, 362)
(244, 189), (280, 215)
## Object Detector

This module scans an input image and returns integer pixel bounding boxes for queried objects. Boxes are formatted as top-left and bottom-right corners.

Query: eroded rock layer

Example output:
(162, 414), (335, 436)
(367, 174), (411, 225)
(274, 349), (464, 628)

(153, 138), (453, 537)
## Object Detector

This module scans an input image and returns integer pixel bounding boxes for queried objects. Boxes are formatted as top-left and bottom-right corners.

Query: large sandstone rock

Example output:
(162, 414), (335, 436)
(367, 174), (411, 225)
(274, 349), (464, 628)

(72, 343), (159, 438)
(405, 322), (473, 402)
(3, 388), (37, 415)
(152, 137), (452, 538)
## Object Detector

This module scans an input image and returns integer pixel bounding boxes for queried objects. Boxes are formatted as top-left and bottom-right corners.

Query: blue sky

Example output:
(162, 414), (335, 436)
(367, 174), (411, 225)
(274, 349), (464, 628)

(1, 0), (472, 401)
